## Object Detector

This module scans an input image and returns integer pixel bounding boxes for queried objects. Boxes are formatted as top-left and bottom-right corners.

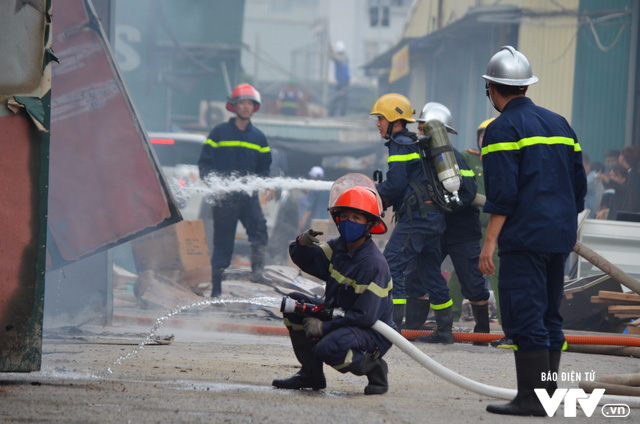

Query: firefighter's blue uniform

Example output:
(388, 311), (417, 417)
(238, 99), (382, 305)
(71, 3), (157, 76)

(482, 97), (587, 351)
(198, 118), (272, 273)
(439, 149), (489, 303)
(375, 129), (449, 311)
(285, 237), (395, 373)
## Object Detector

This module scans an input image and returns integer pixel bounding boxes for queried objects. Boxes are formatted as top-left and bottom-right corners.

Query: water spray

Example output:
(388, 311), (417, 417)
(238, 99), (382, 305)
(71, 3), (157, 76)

(102, 297), (280, 377)
(170, 174), (333, 207)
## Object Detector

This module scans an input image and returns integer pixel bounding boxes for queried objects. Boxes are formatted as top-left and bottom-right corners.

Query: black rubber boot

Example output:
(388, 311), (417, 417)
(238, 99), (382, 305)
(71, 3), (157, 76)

(471, 303), (490, 346)
(548, 350), (561, 396)
(405, 298), (430, 330)
(392, 304), (405, 332)
(416, 306), (454, 344)
(250, 246), (273, 284)
(272, 333), (326, 391)
(486, 350), (549, 416)
(351, 352), (389, 395)
(211, 269), (223, 298)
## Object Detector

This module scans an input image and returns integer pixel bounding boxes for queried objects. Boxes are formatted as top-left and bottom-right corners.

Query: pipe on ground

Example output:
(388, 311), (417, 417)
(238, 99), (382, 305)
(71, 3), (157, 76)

(574, 241), (640, 295)
(567, 344), (640, 358)
(401, 329), (640, 347)
(372, 320), (640, 408)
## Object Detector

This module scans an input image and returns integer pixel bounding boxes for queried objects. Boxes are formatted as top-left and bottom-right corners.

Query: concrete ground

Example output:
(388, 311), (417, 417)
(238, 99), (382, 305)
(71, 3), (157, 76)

(1, 296), (638, 423)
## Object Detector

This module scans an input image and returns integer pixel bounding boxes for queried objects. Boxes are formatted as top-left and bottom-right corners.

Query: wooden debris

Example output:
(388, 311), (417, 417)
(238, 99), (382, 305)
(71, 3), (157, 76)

(590, 290), (640, 324)
(134, 270), (202, 310)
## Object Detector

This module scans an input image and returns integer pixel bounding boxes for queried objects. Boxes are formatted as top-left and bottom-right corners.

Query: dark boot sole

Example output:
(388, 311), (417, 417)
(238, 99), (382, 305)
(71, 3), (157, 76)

(486, 403), (547, 416)
(272, 376), (326, 391)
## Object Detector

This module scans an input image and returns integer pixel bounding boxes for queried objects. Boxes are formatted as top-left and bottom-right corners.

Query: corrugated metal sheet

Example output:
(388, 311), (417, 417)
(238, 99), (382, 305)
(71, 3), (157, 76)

(517, 0), (579, 123)
(572, 0), (633, 163)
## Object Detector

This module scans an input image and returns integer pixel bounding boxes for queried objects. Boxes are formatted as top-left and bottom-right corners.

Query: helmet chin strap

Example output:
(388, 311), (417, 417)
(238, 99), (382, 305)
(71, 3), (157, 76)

(485, 83), (502, 113)
(384, 121), (395, 139)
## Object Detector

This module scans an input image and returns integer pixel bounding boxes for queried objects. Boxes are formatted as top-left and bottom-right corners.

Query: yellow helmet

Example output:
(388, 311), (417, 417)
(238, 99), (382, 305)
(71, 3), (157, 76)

(477, 118), (495, 141)
(370, 93), (416, 123)
(478, 118), (495, 131)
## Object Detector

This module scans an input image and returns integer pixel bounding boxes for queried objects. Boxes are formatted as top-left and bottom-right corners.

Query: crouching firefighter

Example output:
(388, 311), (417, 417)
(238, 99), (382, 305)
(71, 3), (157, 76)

(272, 186), (396, 394)
(370, 94), (452, 337)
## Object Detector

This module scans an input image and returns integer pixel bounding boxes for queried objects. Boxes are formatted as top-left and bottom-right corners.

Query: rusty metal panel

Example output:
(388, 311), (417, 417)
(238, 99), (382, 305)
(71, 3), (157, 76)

(0, 0), (50, 372)
(47, 0), (181, 268)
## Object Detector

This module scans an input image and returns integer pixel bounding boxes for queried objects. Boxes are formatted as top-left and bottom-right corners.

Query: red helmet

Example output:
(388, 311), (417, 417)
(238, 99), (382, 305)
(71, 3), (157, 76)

(226, 83), (261, 112)
(329, 186), (387, 234)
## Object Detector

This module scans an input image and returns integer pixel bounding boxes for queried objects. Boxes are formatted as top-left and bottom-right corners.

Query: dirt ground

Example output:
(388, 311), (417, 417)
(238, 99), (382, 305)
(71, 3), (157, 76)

(1, 295), (638, 424)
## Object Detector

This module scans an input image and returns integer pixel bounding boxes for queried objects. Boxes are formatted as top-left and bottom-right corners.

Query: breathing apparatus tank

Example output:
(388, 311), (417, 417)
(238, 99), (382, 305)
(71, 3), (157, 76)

(419, 119), (461, 207)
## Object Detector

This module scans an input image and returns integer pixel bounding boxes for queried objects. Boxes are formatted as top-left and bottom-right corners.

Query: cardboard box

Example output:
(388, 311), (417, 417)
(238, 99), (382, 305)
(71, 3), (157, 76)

(131, 220), (210, 273)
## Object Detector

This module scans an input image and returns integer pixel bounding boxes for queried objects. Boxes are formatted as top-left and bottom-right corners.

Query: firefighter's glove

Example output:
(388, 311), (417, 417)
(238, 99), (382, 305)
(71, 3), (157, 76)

(303, 317), (324, 339)
(298, 229), (323, 247)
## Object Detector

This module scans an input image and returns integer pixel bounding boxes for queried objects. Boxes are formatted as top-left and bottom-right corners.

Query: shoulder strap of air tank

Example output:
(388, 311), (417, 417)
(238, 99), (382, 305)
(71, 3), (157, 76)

(389, 130), (419, 146)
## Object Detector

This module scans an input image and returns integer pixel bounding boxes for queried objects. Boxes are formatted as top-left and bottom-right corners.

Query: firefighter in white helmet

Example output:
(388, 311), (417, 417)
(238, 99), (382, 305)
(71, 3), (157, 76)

(409, 102), (491, 345)
(479, 46), (587, 416)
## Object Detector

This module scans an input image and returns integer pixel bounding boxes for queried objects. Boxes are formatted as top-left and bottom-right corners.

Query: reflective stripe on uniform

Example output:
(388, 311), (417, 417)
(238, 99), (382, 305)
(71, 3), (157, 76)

(388, 152), (420, 163)
(331, 348), (354, 371)
(393, 298), (407, 305)
(320, 243), (332, 261)
(283, 318), (304, 331)
(205, 138), (271, 153)
(481, 136), (581, 156)
(430, 299), (453, 310)
(328, 264), (392, 298)
(460, 169), (475, 177)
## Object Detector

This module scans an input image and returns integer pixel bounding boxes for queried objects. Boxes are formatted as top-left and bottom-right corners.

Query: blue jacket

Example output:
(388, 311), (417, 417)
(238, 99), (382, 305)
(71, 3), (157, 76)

(376, 129), (438, 217)
(482, 97), (587, 254)
(289, 237), (395, 349)
(198, 118), (271, 179)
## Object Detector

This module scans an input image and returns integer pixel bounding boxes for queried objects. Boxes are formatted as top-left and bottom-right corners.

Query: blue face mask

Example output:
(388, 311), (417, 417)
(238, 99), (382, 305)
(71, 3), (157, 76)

(338, 219), (368, 243)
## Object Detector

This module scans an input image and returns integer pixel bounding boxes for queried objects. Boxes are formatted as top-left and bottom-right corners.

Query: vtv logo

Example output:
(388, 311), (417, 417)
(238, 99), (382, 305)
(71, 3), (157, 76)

(602, 404), (631, 418)
(534, 388), (606, 417)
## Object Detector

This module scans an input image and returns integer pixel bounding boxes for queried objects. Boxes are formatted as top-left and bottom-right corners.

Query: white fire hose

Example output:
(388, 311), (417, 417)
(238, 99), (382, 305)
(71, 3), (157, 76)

(374, 194), (640, 407)
(372, 320), (640, 408)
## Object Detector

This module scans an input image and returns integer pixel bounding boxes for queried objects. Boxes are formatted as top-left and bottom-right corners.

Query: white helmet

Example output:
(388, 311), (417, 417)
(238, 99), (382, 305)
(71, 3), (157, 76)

(417, 102), (457, 134)
(482, 46), (538, 87)
(335, 40), (346, 53)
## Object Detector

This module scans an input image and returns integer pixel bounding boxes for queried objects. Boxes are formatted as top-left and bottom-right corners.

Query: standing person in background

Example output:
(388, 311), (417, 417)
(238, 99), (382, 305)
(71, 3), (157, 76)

(370, 94), (451, 342)
(479, 46), (586, 416)
(198, 83), (272, 297)
(583, 154), (604, 219)
(278, 78), (303, 116)
(604, 148), (621, 175)
(328, 40), (350, 117)
(409, 102), (490, 344)
(618, 146), (640, 217)
(450, 118), (503, 329)
(597, 146), (640, 220)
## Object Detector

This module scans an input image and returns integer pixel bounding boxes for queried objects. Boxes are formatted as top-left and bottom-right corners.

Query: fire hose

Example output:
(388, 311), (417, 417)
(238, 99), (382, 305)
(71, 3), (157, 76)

(371, 319), (640, 408)
(279, 295), (640, 406)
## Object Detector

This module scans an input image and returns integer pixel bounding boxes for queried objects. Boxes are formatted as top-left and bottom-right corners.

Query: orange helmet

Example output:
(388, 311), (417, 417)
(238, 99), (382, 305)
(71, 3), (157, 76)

(329, 186), (387, 234)
(226, 83), (261, 112)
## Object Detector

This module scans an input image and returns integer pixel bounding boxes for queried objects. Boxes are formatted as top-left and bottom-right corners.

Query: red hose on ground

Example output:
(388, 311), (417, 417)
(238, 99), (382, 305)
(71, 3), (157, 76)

(113, 314), (640, 347)
(401, 329), (640, 347)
